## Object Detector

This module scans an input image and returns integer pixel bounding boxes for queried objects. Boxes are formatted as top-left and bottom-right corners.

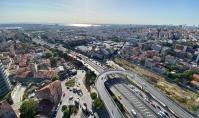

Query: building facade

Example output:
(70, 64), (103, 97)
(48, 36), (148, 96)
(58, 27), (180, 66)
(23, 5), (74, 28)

(0, 62), (12, 98)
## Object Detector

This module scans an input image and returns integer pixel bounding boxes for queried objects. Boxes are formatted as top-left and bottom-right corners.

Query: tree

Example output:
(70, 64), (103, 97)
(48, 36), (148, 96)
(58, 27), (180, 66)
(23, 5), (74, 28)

(50, 57), (58, 67)
(85, 70), (96, 91)
(63, 108), (70, 118)
(45, 52), (53, 58)
(3, 92), (13, 105)
(90, 92), (97, 100)
(62, 105), (68, 112)
(94, 98), (103, 110)
(62, 105), (78, 118)
(51, 75), (60, 81)
(19, 99), (38, 118)
(63, 53), (69, 60)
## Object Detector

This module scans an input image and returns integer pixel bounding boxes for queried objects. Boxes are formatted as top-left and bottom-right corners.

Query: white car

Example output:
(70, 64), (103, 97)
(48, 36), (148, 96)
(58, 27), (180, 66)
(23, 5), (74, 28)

(131, 109), (138, 117)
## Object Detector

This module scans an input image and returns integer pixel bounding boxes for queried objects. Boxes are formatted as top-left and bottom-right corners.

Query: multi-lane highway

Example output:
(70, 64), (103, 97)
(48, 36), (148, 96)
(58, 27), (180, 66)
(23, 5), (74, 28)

(32, 38), (194, 118)
(97, 70), (194, 118)
(106, 78), (157, 118)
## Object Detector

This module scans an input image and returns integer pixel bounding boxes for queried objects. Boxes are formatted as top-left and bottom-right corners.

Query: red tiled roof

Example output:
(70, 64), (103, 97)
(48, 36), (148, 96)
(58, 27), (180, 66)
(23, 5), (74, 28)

(34, 70), (57, 79)
(191, 80), (199, 86)
(37, 80), (61, 96)
(193, 74), (199, 82)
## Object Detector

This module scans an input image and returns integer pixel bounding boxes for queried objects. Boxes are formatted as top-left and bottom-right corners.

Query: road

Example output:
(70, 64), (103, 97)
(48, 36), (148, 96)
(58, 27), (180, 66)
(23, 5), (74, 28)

(98, 70), (194, 118)
(107, 78), (157, 118)
(96, 74), (125, 118)
(32, 38), (194, 118)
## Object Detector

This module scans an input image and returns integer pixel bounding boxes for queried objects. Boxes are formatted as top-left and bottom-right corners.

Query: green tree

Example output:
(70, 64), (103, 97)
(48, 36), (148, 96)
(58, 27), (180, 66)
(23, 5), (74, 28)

(85, 70), (96, 91)
(50, 57), (58, 67)
(19, 99), (38, 118)
(45, 52), (53, 58)
(63, 108), (70, 118)
(63, 53), (69, 60)
(51, 75), (59, 81)
(94, 98), (103, 110)
(90, 92), (97, 100)
(62, 105), (68, 112)
(3, 92), (13, 105)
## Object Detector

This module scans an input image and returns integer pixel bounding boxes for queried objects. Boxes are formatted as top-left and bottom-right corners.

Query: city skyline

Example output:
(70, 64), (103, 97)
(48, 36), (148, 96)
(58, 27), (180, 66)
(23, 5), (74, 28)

(0, 0), (199, 25)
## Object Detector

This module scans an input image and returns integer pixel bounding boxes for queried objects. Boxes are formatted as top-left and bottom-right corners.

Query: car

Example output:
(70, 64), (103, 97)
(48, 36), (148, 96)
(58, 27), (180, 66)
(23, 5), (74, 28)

(156, 105), (161, 110)
(82, 103), (87, 112)
(83, 103), (87, 107)
(158, 111), (167, 118)
(63, 93), (66, 97)
(69, 96), (73, 100)
(150, 102), (156, 108)
(144, 97), (150, 103)
(138, 93), (143, 98)
(118, 95), (122, 100)
(131, 109), (138, 117)
(163, 111), (170, 117)
(142, 83), (147, 87)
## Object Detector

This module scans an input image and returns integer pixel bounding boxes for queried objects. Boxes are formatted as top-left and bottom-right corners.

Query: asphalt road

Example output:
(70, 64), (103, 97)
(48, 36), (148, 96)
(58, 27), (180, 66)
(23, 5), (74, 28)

(108, 80), (157, 118)
(96, 74), (125, 118)
(99, 70), (194, 118)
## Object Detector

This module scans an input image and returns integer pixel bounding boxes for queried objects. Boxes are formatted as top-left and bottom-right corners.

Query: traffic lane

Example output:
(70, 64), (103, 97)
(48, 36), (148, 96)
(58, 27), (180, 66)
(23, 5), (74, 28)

(111, 83), (156, 118)
(108, 76), (175, 118)
(96, 75), (125, 118)
(126, 83), (175, 118)
(108, 82), (143, 118)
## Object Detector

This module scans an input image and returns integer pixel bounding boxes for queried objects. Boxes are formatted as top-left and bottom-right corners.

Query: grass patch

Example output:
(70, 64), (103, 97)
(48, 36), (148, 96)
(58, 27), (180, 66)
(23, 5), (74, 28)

(65, 78), (75, 87)
(156, 81), (199, 112)
(114, 57), (199, 113)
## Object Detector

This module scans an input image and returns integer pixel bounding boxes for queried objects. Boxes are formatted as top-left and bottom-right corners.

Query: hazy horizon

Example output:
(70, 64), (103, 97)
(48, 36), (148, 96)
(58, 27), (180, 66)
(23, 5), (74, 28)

(1, 0), (199, 25)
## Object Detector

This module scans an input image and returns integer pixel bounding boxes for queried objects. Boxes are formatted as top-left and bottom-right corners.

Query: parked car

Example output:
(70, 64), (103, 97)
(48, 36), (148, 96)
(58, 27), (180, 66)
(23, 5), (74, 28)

(69, 96), (73, 100)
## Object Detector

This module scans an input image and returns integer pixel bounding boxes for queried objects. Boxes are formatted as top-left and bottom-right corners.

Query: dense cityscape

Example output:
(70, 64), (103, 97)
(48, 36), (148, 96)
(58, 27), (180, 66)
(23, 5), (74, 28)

(0, 24), (199, 118)
(1, 0), (199, 118)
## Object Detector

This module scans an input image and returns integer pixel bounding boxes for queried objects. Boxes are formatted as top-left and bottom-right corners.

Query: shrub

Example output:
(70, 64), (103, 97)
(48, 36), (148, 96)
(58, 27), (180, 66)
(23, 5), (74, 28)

(90, 92), (97, 100)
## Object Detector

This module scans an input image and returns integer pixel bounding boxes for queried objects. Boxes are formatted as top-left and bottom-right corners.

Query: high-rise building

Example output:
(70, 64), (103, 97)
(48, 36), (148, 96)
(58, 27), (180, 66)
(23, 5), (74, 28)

(0, 62), (12, 98)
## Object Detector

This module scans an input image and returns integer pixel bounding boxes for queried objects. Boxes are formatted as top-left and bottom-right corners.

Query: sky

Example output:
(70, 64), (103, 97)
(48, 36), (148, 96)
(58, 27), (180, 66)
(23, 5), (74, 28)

(0, 0), (199, 25)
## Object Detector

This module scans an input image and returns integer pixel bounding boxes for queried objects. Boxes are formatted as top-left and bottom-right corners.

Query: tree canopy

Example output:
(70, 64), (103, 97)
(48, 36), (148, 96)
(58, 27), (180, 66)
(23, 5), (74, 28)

(19, 99), (38, 118)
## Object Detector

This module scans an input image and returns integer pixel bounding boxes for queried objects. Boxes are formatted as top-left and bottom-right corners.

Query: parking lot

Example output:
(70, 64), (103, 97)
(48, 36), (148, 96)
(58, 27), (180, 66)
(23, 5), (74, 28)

(56, 70), (93, 118)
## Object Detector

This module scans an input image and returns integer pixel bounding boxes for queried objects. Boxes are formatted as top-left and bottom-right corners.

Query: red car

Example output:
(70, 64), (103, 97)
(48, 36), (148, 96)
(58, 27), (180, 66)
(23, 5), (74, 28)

(150, 101), (156, 108)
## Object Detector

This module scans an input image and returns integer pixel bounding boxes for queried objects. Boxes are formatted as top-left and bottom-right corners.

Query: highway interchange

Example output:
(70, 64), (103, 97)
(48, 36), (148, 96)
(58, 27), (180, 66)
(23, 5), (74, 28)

(32, 38), (194, 118)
